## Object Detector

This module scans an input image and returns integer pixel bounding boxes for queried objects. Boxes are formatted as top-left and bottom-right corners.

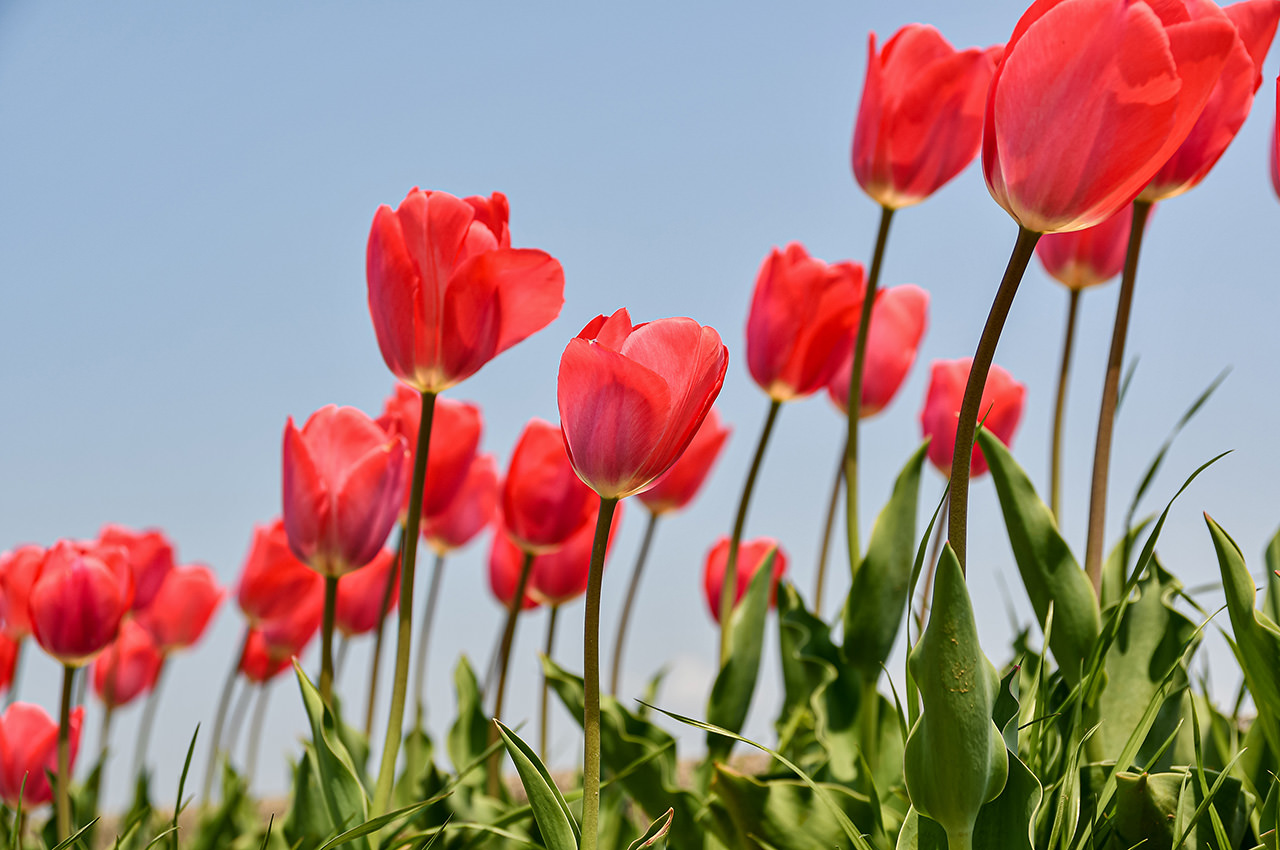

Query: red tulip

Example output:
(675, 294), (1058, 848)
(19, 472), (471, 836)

(0, 635), (17, 695)
(852, 25), (1000, 209)
(559, 309), (730, 499)
(135, 564), (225, 654)
(488, 531), (541, 612)
(827, 284), (930, 417)
(236, 519), (325, 628)
(1142, 0), (1280, 201)
(28, 540), (134, 667)
(0, 702), (82, 808)
(1034, 203), (1136, 290)
(422, 453), (500, 553)
(96, 525), (175, 611)
(282, 405), (409, 578)
(702, 537), (789, 624)
(984, 0), (1237, 233)
(637, 408), (731, 515)
(527, 502), (624, 607)
(334, 548), (399, 638)
(91, 620), (163, 709)
(0, 545), (43, 641)
(501, 419), (597, 552)
(920, 358), (1026, 477)
(257, 592), (324, 663)
(366, 188), (565, 393)
(239, 629), (294, 684)
(377, 384), (483, 518)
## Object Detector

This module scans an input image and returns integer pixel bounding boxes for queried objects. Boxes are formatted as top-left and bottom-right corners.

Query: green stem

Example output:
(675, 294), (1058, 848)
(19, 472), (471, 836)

(720, 400), (782, 665)
(132, 661), (166, 778)
(540, 605), (560, 762)
(845, 205), (896, 572)
(225, 674), (254, 761)
(201, 627), (249, 806)
(582, 498), (620, 850)
(56, 664), (74, 843)
(487, 550), (536, 797)
(814, 440), (845, 616)
(1084, 200), (1153, 596)
(246, 683), (270, 789)
(335, 635), (350, 683)
(90, 703), (114, 830)
(947, 226), (1041, 572)
(1050, 288), (1082, 524)
(413, 550), (447, 724)
(364, 523), (406, 738)
(610, 511), (659, 696)
(320, 575), (338, 705)
(371, 389), (438, 815)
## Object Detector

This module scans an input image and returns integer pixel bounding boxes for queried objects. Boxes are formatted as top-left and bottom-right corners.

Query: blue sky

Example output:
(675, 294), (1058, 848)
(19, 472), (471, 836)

(1, 1), (1277, 806)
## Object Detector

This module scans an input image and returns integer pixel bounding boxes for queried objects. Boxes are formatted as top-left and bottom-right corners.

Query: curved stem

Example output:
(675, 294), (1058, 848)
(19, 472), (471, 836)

(364, 524), (405, 738)
(245, 683), (271, 790)
(610, 511), (659, 696)
(487, 550), (535, 797)
(1084, 200), (1153, 595)
(1050, 288), (1082, 524)
(947, 226), (1041, 572)
(56, 664), (74, 843)
(371, 389), (438, 815)
(412, 550), (447, 724)
(132, 662), (166, 778)
(814, 440), (845, 616)
(845, 205), (896, 572)
(582, 498), (620, 850)
(320, 575), (338, 705)
(201, 627), (249, 806)
(539, 605), (561, 762)
(720, 400), (782, 665)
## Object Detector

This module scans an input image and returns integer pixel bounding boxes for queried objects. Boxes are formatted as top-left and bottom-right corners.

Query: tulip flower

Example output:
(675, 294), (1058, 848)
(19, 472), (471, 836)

(527, 503), (624, 608)
(29, 540), (133, 667)
(501, 419), (597, 553)
(852, 25), (999, 210)
(0, 635), (17, 696)
(422, 453), (500, 554)
(636, 408), (731, 517)
(488, 533), (544, 613)
(239, 630), (294, 684)
(0, 702), (83, 808)
(91, 620), (163, 709)
(377, 385), (483, 518)
(97, 525), (175, 611)
(335, 548), (399, 638)
(366, 188), (565, 395)
(0, 545), (42, 642)
(702, 537), (789, 624)
(237, 519), (325, 627)
(921, 359), (1025, 478)
(136, 564), (225, 655)
(826, 285), (930, 418)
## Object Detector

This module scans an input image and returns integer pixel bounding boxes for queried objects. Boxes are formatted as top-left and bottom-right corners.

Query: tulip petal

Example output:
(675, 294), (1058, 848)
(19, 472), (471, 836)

(334, 441), (408, 573)
(282, 418), (328, 566)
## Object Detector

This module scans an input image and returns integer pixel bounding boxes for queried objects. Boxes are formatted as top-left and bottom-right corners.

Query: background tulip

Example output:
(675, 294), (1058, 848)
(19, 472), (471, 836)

(1035, 204), (1135, 290)
(826, 284), (930, 417)
(97, 525), (174, 612)
(378, 385), (483, 519)
(29, 540), (134, 667)
(366, 188), (565, 393)
(528, 503), (623, 608)
(0, 545), (43, 641)
(239, 629), (295, 684)
(636, 408), (731, 516)
(488, 531), (541, 612)
(91, 619), (163, 709)
(0, 703), (82, 808)
(335, 548), (399, 637)
(921, 359), (1025, 477)
(422, 453), (500, 553)
(237, 520), (325, 627)
(501, 418), (597, 552)
(0, 635), (16, 696)
(136, 563), (225, 654)
(702, 537), (789, 624)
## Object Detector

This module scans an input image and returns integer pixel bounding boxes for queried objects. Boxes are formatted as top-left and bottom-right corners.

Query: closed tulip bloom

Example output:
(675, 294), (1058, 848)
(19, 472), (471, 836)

(488, 532), (541, 611)
(637, 408), (731, 515)
(239, 629), (295, 684)
(367, 188), (565, 393)
(920, 359), (1026, 477)
(96, 525), (175, 612)
(257, 591), (325, 662)
(501, 419), (597, 552)
(0, 545), (43, 640)
(559, 309), (730, 499)
(91, 620), (163, 709)
(422, 453), (500, 553)
(702, 537), (789, 624)
(984, 0), (1237, 233)
(1034, 204), (1135, 290)
(377, 385), (483, 518)
(135, 564), (225, 654)
(282, 405), (409, 578)
(528, 502), (624, 607)
(0, 703), (83, 808)
(334, 548), (399, 638)
(0, 635), (16, 695)
(853, 25), (999, 208)
(28, 541), (134, 667)
(746, 244), (864, 401)
(827, 284), (930, 417)
(236, 519), (325, 627)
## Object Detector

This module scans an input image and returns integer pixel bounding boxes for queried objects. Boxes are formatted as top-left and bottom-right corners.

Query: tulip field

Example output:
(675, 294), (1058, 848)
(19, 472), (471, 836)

(2, 1), (1280, 849)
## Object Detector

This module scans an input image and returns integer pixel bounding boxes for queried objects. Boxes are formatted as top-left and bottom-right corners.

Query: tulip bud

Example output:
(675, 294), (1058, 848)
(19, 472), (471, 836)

(28, 541), (134, 667)
(501, 419), (596, 553)
(919, 359), (1025, 478)
(826, 285), (930, 418)
(702, 537), (788, 624)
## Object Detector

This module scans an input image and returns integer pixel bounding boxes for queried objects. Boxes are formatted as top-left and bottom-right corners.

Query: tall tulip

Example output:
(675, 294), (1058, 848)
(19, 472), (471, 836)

(702, 537), (789, 624)
(0, 702), (82, 809)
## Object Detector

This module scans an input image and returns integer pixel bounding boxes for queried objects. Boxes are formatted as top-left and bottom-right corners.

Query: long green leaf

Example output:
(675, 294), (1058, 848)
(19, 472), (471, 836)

(494, 720), (579, 850)
(293, 661), (370, 849)
(626, 809), (673, 850)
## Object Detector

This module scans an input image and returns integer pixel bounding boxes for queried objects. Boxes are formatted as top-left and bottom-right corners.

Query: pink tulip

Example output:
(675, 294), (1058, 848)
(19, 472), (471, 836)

(920, 359), (1026, 477)
(827, 284), (930, 417)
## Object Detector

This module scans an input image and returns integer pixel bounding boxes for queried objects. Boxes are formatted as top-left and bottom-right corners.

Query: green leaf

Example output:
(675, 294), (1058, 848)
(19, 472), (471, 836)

(1263, 525), (1280, 625)
(1101, 516), (1154, 611)
(711, 766), (879, 850)
(314, 796), (449, 850)
(169, 726), (199, 850)
(292, 661), (370, 849)
(977, 428), (1100, 686)
(626, 809), (673, 850)
(494, 720), (579, 850)
(447, 656), (490, 789)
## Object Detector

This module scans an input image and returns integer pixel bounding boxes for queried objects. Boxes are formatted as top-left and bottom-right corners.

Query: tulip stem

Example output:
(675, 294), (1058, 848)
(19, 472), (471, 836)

(372, 389), (437, 816)
(245, 683), (270, 789)
(947, 226), (1041, 572)
(413, 551), (447, 725)
(539, 604), (560, 762)
(201, 627), (248, 806)
(487, 550), (535, 797)
(1050, 288), (1082, 524)
(582, 497), (620, 850)
(56, 664), (74, 843)
(336, 636), (350, 682)
(814, 440), (845, 617)
(132, 662), (166, 779)
(226, 675), (254, 760)
(319, 575), (339, 705)
(365, 524), (405, 738)
(610, 511), (659, 696)
(845, 204), (896, 574)
(1084, 200), (1152, 596)
(721, 400), (781, 665)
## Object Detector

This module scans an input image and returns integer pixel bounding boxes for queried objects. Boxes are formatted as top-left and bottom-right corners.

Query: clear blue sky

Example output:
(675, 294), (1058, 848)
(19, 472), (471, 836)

(1, 1), (1276, 805)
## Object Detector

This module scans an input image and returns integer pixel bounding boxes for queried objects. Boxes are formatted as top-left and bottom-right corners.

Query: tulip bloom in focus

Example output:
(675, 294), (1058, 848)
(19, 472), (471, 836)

(282, 405), (409, 577)
(703, 537), (789, 624)
(91, 620), (163, 708)
(501, 419), (597, 552)
(136, 564), (225, 654)
(0, 545), (43, 640)
(0, 703), (83, 807)
(827, 285), (930, 417)
(559, 309), (729, 499)
(335, 548), (400, 637)
(378, 385), (483, 518)
(637, 408), (731, 516)
(422, 453), (500, 553)
(29, 541), (134, 667)
(1035, 204), (1135, 290)
(921, 359), (1026, 477)
(97, 525), (175, 611)
(853, 25), (999, 209)
(366, 188), (565, 394)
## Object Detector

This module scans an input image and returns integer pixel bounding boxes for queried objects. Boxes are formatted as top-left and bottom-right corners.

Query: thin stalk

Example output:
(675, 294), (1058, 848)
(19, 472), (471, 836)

(371, 389), (438, 815)
(245, 683), (271, 789)
(947, 226), (1041, 572)
(412, 550), (447, 723)
(539, 605), (561, 762)
(56, 664), (75, 843)
(73, 664), (87, 708)
(225, 676), (254, 762)
(720, 400), (782, 665)
(915, 491), (950, 631)
(486, 550), (536, 797)
(201, 627), (249, 805)
(364, 524), (406, 738)
(1084, 200), (1153, 595)
(89, 703), (114, 826)
(582, 498), (620, 850)
(1050, 288), (1082, 524)
(845, 205), (896, 572)
(131, 661), (166, 779)
(320, 574), (339, 704)
(480, 621), (503, 700)
(609, 511), (659, 696)
(336, 635), (350, 683)
(5, 641), (23, 706)
(814, 441), (845, 615)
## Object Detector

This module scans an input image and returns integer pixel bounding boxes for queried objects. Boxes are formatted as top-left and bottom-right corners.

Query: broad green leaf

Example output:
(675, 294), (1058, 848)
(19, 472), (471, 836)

(447, 656), (490, 790)
(292, 662), (370, 850)
(1259, 775), (1278, 850)
(977, 428), (1100, 686)
(712, 766), (879, 850)
(626, 809), (673, 850)
(495, 720), (579, 850)
(1263, 525), (1280, 625)
(1101, 516), (1154, 611)
(1113, 767), (1248, 850)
